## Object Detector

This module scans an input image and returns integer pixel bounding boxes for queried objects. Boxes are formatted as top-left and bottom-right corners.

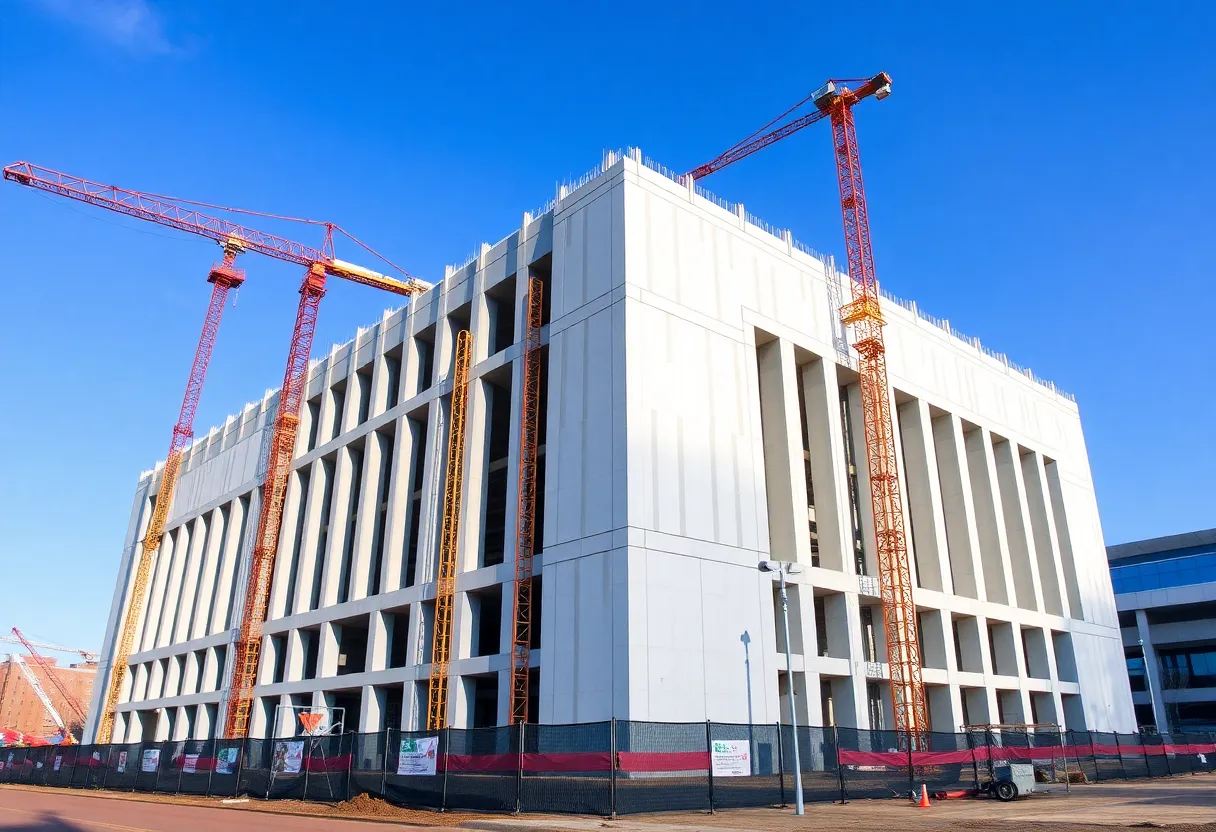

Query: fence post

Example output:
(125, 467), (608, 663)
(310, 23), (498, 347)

(609, 717), (617, 820)
(967, 730), (980, 792)
(440, 728), (450, 813)
(514, 722), (524, 815)
(101, 747), (111, 791)
(776, 722), (785, 807)
(344, 733), (353, 801)
(834, 725), (846, 804)
(205, 740), (215, 797)
(1058, 728), (1070, 793)
(1141, 733), (1153, 778)
(235, 739), (246, 798)
(381, 728), (389, 797)
(906, 730), (915, 798)
(705, 720), (715, 814)
(1115, 734), (1127, 780)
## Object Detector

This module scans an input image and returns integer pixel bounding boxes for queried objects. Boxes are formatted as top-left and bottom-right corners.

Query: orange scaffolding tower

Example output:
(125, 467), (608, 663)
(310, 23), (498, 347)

(426, 330), (474, 730)
(509, 278), (544, 724)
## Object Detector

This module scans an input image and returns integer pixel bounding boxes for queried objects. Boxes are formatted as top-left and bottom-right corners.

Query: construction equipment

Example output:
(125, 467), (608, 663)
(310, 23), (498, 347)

(0, 634), (97, 664)
(688, 72), (927, 736)
(10, 630), (88, 741)
(426, 330), (473, 730)
(509, 278), (544, 724)
(3, 162), (429, 741)
(7, 654), (73, 743)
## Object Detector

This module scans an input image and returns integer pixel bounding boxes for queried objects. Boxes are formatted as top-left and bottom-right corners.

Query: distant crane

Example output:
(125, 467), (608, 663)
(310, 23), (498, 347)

(689, 73), (928, 737)
(7, 654), (73, 743)
(9, 629), (88, 741)
(3, 162), (429, 741)
(0, 633), (97, 664)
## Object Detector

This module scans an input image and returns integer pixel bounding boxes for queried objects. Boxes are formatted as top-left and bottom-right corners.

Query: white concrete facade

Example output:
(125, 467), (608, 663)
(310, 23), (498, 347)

(84, 150), (1134, 743)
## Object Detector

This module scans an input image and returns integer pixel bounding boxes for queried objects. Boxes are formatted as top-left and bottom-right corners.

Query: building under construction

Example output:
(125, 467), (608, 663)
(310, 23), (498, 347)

(83, 150), (1134, 743)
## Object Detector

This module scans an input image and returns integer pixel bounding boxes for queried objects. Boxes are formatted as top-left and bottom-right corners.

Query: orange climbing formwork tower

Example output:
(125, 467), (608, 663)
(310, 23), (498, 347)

(426, 330), (474, 730)
(509, 278), (544, 724)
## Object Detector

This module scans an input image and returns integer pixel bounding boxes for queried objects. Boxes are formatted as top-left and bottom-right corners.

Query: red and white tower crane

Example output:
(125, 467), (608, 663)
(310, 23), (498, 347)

(689, 72), (927, 737)
(3, 163), (429, 741)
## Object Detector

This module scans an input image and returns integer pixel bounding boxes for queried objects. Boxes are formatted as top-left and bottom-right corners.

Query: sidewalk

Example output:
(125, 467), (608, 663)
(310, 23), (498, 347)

(459, 777), (1216, 832)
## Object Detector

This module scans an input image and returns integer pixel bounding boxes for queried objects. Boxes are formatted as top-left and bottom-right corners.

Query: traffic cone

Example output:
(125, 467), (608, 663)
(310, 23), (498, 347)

(918, 784), (931, 808)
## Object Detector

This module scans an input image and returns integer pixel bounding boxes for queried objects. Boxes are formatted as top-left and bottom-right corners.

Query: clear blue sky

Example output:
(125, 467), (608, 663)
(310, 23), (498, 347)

(1, 1), (1212, 653)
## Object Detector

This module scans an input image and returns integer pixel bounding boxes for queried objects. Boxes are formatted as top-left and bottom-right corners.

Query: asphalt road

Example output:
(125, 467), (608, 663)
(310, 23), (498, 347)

(0, 788), (430, 831)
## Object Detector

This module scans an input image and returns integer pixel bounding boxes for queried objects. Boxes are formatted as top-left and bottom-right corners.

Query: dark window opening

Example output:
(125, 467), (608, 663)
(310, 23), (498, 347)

(271, 635), (287, 684)
(384, 345), (402, 412)
(312, 458), (336, 610)
(482, 381), (512, 567)
(337, 621), (368, 676)
(533, 348), (550, 555)
(488, 275), (517, 355)
(796, 369), (819, 567)
(387, 610), (410, 669)
(474, 587), (503, 657)
(338, 446), (365, 604)
(356, 367), (373, 425)
(471, 675), (498, 728)
(301, 629), (320, 680)
(839, 389), (867, 576)
(306, 398), (322, 451)
(368, 429), (394, 596)
(414, 328), (435, 395)
(330, 380), (347, 441)
(404, 417), (427, 588)
(283, 469), (310, 616)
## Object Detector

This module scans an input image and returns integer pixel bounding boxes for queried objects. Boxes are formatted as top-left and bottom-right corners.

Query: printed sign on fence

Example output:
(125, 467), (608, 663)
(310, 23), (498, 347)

(53, 755), (62, 772)
(116, 751), (127, 773)
(182, 754), (199, 774)
(710, 740), (751, 777)
(215, 747), (238, 775)
(397, 736), (439, 776)
(92, 751), (101, 764)
(272, 741), (304, 774)
(141, 749), (160, 773)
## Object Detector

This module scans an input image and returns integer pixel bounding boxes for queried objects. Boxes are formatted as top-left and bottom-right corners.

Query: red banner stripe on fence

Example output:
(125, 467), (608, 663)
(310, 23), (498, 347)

(440, 753), (614, 773)
(615, 752), (710, 772)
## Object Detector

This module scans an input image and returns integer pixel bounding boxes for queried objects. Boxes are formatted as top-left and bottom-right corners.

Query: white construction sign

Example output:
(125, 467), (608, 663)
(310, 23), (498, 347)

(710, 740), (752, 777)
(397, 736), (439, 776)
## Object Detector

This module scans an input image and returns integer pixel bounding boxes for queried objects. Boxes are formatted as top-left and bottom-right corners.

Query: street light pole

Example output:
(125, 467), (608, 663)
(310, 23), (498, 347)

(762, 560), (804, 816)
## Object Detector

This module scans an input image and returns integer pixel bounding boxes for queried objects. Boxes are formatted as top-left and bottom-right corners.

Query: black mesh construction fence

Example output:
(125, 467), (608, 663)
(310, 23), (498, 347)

(2, 723), (1213, 814)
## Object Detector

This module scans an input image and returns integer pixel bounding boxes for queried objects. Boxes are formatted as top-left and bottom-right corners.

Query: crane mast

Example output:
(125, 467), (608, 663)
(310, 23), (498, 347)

(689, 72), (926, 736)
(224, 265), (328, 738)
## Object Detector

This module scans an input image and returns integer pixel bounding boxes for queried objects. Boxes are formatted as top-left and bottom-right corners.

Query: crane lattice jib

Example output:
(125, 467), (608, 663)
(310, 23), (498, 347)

(224, 267), (328, 739)
(1, 162), (427, 297)
(509, 278), (544, 724)
(96, 259), (243, 744)
(827, 84), (928, 738)
(427, 330), (473, 731)
(11, 629), (87, 732)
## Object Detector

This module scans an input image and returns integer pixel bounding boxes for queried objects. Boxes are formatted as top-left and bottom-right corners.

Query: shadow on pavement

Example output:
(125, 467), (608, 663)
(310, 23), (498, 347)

(2, 812), (90, 831)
